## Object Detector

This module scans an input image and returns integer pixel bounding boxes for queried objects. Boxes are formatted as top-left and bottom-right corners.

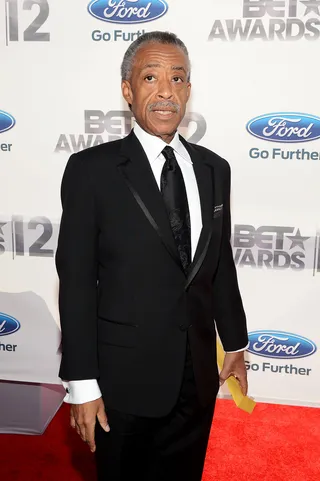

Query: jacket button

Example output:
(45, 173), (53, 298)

(179, 324), (188, 332)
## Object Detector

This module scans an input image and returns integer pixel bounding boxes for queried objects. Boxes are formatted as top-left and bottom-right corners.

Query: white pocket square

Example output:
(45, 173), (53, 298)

(213, 204), (223, 218)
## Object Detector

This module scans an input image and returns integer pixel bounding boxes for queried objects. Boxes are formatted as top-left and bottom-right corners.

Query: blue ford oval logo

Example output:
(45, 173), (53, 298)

(248, 330), (317, 359)
(0, 313), (21, 336)
(246, 112), (320, 143)
(88, 0), (168, 24)
(0, 110), (15, 134)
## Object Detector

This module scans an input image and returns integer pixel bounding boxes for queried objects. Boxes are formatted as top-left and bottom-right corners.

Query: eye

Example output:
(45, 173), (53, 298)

(144, 75), (155, 82)
(172, 76), (183, 83)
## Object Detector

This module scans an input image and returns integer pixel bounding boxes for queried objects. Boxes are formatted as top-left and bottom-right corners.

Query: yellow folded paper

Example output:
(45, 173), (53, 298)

(216, 339), (256, 414)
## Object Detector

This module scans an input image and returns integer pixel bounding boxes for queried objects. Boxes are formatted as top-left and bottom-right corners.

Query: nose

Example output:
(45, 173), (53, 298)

(157, 78), (173, 100)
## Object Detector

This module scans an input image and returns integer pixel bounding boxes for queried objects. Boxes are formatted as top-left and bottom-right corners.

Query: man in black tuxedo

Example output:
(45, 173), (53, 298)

(56, 31), (248, 481)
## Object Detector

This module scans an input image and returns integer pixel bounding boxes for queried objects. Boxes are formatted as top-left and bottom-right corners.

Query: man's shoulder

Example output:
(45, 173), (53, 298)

(189, 142), (230, 173)
(70, 136), (124, 167)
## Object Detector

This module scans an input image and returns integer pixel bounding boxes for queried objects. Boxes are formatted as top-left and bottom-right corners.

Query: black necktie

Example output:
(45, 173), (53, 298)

(160, 146), (191, 272)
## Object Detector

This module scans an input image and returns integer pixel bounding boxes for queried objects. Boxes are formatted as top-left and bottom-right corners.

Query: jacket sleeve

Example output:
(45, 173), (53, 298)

(212, 161), (249, 352)
(56, 153), (100, 381)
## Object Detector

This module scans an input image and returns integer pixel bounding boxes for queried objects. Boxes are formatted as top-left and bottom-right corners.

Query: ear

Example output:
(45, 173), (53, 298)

(122, 80), (133, 105)
(186, 82), (191, 102)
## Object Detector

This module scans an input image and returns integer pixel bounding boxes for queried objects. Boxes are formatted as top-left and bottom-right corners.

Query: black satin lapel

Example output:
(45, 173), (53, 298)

(118, 132), (183, 271)
(180, 139), (214, 289)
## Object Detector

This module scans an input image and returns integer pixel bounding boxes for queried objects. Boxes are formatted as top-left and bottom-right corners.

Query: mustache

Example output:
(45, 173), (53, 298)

(148, 101), (181, 113)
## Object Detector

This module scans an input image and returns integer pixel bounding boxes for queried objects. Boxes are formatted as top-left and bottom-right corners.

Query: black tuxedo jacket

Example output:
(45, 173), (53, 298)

(56, 131), (248, 417)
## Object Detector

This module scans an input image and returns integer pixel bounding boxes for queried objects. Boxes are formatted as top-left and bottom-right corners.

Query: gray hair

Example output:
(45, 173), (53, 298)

(121, 31), (191, 82)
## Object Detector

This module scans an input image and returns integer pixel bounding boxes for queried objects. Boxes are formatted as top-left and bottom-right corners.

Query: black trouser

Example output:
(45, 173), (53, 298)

(95, 343), (216, 481)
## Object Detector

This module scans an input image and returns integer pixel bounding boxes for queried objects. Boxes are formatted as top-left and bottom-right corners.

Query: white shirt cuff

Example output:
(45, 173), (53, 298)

(61, 379), (102, 404)
(226, 341), (249, 353)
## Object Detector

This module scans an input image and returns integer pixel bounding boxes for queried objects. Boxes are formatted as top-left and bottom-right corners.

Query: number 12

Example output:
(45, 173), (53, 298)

(6, 0), (50, 42)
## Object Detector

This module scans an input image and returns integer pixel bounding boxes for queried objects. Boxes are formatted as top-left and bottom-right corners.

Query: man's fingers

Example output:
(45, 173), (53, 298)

(70, 412), (76, 429)
(85, 423), (97, 453)
(238, 374), (248, 396)
(232, 371), (248, 396)
(70, 398), (108, 450)
(97, 408), (110, 433)
(75, 423), (81, 438)
(219, 368), (230, 386)
(75, 420), (97, 452)
(78, 423), (87, 443)
(219, 369), (248, 396)
(220, 352), (248, 396)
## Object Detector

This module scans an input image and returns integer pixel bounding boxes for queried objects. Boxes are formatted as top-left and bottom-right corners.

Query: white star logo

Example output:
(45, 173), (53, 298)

(300, 0), (320, 16)
(286, 229), (310, 251)
(0, 222), (7, 236)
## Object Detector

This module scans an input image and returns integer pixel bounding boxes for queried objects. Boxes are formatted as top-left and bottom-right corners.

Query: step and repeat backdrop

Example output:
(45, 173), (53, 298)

(1, 0), (319, 407)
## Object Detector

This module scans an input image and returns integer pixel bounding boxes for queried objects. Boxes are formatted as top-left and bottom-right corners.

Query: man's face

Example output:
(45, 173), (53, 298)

(122, 42), (191, 142)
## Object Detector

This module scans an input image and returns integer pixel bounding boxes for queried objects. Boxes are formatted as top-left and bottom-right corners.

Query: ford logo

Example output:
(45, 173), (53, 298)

(246, 112), (320, 143)
(248, 330), (317, 359)
(88, 0), (168, 24)
(0, 110), (15, 134)
(0, 313), (21, 336)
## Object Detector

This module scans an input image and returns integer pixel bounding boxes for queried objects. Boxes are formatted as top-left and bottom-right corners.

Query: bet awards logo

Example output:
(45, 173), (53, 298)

(209, 0), (320, 41)
(233, 224), (318, 272)
(54, 110), (207, 154)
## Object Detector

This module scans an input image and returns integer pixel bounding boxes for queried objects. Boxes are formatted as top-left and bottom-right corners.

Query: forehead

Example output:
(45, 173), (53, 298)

(132, 42), (188, 72)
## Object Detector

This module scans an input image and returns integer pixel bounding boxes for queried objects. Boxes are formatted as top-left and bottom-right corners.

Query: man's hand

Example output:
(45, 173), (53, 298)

(219, 351), (248, 396)
(70, 397), (110, 453)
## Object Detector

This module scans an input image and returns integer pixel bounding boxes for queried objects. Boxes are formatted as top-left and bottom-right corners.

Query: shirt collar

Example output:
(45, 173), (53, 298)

(133, 122), (192, 165)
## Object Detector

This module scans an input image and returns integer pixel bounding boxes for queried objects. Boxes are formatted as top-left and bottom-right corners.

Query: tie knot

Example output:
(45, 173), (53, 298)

(162, 146), (176, 170)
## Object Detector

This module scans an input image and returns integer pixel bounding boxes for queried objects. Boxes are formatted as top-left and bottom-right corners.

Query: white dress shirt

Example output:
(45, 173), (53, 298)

(62, 123), (248, 404)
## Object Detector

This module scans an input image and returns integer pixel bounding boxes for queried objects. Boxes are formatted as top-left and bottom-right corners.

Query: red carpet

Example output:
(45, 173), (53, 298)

(0, 400), (319, 480)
